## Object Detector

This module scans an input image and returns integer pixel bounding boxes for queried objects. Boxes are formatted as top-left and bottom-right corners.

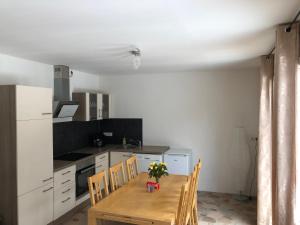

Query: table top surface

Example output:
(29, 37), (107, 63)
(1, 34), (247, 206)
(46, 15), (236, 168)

(89, 172), (188, 224)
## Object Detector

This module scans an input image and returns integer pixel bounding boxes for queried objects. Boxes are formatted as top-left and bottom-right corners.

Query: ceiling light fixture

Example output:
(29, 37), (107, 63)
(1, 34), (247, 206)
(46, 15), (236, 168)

(130, 48), (141, 70)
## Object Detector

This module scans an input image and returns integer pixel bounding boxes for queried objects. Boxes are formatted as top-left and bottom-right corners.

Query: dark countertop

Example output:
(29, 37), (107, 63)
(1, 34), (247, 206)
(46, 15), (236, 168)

(53, 145), (169, 172)
(109, 145), (170, 154)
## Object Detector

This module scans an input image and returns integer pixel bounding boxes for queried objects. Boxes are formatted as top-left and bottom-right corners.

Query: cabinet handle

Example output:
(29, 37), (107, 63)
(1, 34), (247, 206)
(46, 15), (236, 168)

(144, 157), (150, 160)
(123, 154), (132, 157)
(42, 187), (53, 193)
(174, 160), (178, 162)
(61, 197), (71, 203)
(61, 179), (71, 185)
(42, 113), (53, 115)
(62, 188), (71, 194)
(42, 177), (53, 182)
(99, 156), (106, 160)
(62, 171), (71, 175)
(96, 164), (103, 168)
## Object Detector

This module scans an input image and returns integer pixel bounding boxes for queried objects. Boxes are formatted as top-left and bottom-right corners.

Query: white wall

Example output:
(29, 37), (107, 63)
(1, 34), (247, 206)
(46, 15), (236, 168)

(0, 53), (101, 92)
(0, 53), (260, 194)
(99, 70), (260, 194)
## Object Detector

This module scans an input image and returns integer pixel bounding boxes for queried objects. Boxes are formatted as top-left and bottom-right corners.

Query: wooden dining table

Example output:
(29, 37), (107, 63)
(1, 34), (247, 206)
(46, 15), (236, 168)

(88, 172), (188, 225)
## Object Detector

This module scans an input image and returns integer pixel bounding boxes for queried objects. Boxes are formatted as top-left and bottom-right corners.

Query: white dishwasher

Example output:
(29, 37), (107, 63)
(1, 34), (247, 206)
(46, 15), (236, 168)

(164, 149), (192, 175)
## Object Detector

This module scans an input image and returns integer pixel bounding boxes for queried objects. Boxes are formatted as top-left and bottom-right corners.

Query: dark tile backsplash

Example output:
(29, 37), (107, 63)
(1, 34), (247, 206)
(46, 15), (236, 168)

(101, 118), (143, 145)
(53, 120), (101, 157)
(53, 118), (143, 157)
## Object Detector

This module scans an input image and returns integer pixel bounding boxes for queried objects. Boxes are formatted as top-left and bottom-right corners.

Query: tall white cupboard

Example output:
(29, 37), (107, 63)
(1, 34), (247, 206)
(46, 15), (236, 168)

(0, 85), (54, 225)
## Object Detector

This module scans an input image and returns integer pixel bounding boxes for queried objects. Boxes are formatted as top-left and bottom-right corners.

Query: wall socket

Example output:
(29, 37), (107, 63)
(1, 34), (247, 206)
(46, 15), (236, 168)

(103, 132), (113, 137)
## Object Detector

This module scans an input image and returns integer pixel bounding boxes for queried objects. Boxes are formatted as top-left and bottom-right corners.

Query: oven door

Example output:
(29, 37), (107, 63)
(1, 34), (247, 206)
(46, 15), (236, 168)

(76, 164), (95, 198)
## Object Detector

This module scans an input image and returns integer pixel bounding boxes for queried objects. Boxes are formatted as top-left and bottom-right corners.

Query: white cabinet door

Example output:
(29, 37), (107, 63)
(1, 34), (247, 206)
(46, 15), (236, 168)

(164, 154), (189, 175)
(110, 151), (132, 166)
(110, 151), (133, 181)
(17, 119), (53, 196)
(136, 154), (146, 172)
(18, 183), (54, 225)
(16, 86), (52, 121)
(97, 93), (103, 120)
(136, 154), (163, 172)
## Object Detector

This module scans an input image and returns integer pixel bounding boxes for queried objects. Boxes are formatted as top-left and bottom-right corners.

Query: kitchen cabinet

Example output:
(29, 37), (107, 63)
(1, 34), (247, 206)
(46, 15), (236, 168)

(164, 149), (192, 175)
(0, 85), (54, 225)
(95, 152), (109, 173)
(54, 165), (76, 190)
(18, 183), (54, 225)
(110, 151), (133, 166)
(54, 165), (76, 220)
(110, 151), (133, 181)
(17, 119), (53, 196)
(95, 152), (109, 190)
(73, 92), (110, 121)
(101, 93), (110, 119)
(16, 85), (53, 121)
(136, 154), (163, 173)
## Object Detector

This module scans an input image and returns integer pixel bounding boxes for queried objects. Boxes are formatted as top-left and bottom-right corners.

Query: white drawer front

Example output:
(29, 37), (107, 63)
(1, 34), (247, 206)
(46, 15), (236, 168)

(54, 189), (76, 220)
(95, 152), (109, 165)
(164, 155), (189, 175)
(95, 160), (109, 172)
(54, 182), (75, 201)
(54, 165), (76, 190)
(142, 154), (162, 162)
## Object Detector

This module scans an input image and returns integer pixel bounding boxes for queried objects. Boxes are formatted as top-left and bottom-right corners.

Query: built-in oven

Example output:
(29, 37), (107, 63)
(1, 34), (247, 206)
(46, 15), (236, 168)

(75, 157), (95, 199)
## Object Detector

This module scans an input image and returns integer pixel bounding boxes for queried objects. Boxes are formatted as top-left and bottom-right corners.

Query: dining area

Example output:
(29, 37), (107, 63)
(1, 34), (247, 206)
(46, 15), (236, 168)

(87, 156), (202, 225)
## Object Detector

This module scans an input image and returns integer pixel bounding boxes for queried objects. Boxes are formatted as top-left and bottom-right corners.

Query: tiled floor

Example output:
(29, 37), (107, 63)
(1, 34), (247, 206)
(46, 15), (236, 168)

(59, 192), (256, 225)
(198, 192), (256, 225)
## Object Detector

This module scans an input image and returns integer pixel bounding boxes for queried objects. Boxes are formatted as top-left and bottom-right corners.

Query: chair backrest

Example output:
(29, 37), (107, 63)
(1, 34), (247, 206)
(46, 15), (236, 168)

(109, 161), (126, 192)
(88, 170), (109, 206)
(183, 161), (202, 225)
(176, 177), (191, 225)
(126, 155), (139, 181)
(194, 160), (202, 193)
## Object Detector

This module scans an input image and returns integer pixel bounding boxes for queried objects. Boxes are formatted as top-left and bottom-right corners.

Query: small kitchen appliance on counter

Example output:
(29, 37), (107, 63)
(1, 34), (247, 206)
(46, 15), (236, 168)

(92, 134), (105, 147)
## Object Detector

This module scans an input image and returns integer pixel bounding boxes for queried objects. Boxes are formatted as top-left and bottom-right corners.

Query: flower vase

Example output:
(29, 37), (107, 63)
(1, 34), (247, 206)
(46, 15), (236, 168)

(155, 177), (160, 184)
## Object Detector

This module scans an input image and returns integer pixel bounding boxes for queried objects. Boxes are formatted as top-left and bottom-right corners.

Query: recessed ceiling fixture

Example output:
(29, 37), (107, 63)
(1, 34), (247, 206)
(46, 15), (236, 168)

(129, 47), (141, 70)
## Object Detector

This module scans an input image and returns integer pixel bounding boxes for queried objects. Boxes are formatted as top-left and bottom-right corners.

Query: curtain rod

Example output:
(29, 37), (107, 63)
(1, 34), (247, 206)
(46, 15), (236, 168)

(267, 10), (300, 58)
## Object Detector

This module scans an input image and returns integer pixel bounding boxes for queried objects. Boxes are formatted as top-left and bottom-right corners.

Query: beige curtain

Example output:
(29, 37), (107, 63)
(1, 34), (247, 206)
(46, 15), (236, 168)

(258, 22), (299, 225)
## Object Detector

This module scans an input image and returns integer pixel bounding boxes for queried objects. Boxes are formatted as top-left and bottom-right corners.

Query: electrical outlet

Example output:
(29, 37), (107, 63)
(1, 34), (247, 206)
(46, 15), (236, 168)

(103, 132), (113, 137)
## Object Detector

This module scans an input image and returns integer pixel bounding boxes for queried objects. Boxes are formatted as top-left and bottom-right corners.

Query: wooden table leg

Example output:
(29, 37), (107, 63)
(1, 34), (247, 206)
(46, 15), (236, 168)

(88, 210), (97, 225)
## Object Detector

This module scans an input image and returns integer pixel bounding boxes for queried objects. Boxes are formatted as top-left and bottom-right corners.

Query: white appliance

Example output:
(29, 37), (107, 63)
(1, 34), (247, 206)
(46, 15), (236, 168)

(136, 154), (163, 173)
(164, 149), (192, 175)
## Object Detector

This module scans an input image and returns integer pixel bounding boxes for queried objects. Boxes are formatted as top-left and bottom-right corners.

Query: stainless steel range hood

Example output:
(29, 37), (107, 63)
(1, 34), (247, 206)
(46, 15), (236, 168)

(53, 65), (79, 120)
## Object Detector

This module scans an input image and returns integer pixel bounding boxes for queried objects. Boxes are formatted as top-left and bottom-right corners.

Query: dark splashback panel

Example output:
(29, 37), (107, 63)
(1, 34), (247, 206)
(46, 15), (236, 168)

(53, 120), (101, 157)
(101, 118), (143, 145)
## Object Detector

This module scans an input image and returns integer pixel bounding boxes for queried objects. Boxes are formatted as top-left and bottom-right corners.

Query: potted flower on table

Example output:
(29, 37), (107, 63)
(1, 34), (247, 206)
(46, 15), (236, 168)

(148, 162), (168, 185)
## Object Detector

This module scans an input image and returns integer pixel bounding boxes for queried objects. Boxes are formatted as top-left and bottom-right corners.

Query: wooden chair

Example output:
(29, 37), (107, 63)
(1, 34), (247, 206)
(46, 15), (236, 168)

(126, 155), (139, 181)
(88, 170), (109, 206)
(109, 162), (126, 192)
(190, 160), (202, 225)
(175, 178), (191, 225)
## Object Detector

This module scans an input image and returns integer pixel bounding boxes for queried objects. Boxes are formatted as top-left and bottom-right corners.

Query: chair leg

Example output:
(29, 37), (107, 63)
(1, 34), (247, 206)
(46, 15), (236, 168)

(193, 205), (198, 225)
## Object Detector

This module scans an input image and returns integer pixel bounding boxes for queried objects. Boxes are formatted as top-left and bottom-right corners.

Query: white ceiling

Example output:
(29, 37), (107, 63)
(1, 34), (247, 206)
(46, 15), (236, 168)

(0, 0), (299, 75)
